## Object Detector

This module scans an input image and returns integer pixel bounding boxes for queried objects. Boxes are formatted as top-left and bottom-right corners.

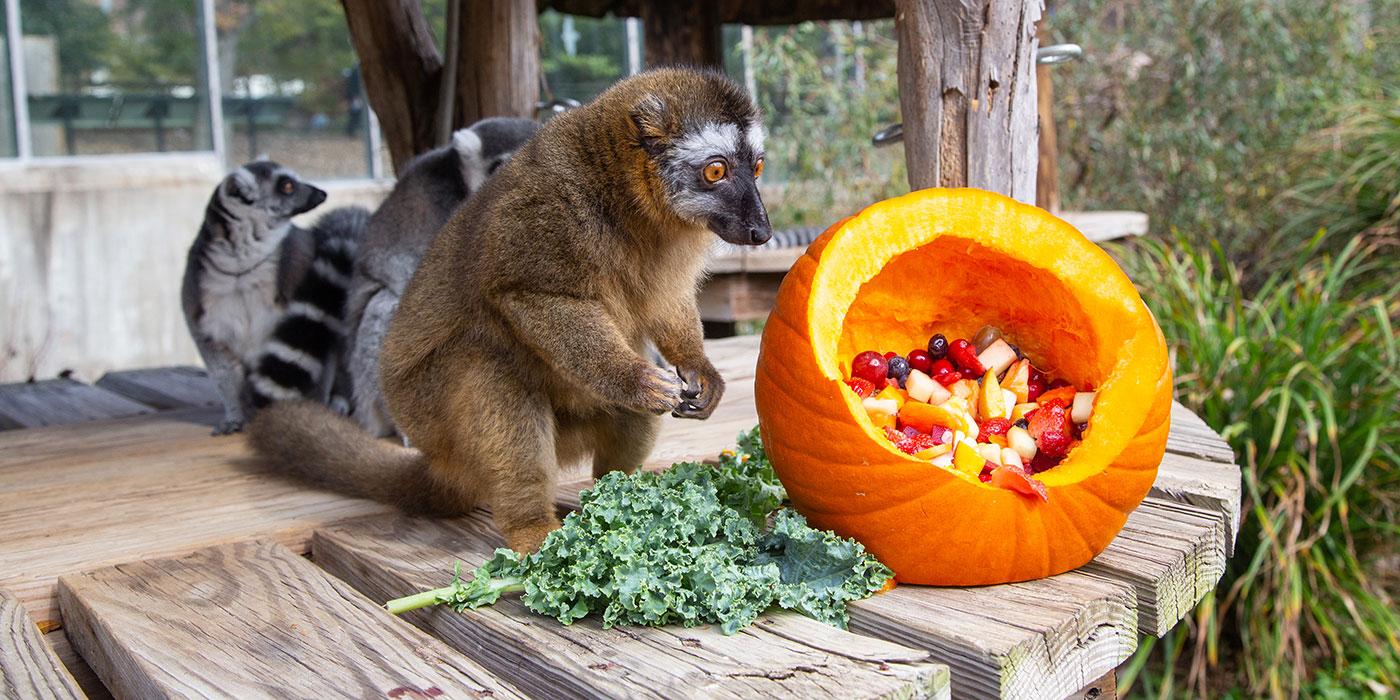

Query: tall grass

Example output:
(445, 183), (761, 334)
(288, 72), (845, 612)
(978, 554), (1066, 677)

(1114, 233), (1399, 697)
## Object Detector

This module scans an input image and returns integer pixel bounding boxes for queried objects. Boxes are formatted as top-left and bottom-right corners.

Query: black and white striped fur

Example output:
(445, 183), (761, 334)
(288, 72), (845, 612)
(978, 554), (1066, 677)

(245, 206), (368, 410)
(181, 161), (328, 435)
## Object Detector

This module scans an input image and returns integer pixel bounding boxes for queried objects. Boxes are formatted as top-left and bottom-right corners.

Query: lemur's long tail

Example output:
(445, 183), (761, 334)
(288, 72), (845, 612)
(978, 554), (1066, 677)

(246, 400), (452, 512)
(246, 206), (368, 408)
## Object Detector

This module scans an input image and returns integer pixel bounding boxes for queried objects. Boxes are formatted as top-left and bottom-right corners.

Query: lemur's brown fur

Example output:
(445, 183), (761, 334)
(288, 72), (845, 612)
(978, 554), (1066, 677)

(248, 68), (766, 552)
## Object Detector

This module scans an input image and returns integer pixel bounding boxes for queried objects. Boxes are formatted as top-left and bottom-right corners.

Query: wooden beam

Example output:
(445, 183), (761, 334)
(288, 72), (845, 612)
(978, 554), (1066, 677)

(456, 0), (542, 125)
(0, 379), (151, 431)
(94, 366), (219, 411)
(0, 589), (82, 699)
(340, 0), (444, 173)
(58, 541), (522, 698)
(642, 0), (724, 67)
(895, 0), (1042, 201)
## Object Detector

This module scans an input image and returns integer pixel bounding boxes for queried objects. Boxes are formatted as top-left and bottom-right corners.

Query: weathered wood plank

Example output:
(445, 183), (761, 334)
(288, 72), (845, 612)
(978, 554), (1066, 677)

(698, 274), (786, 323)
(0, 378), (151, 431)
(313, 513), (951, 699)
(58, 540), (522, 699)
(1058, 211), (1149, 243)
(1, 589), (83, 700)
(43, 629), (111, 700)
(1081, 497), (1227, 637)
(93, 366), (219, 411)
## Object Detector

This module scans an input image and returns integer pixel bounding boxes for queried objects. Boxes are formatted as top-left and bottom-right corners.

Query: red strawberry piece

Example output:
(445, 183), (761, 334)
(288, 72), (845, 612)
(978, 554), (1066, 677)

(906, 349), (933, 374)
(978, 463), (994, 483)
(977, 418), (1013, 443)
(883, 426), (903, 443)
(947, 338), (986, 374)
(852, 350), (889, 388)
(1037, 429), (1073, 457)
(1027, 402), (1073, 457)
(845, 377), (875, 398)
(908, 433), (938, 452)
(991, 462), (1049, 500)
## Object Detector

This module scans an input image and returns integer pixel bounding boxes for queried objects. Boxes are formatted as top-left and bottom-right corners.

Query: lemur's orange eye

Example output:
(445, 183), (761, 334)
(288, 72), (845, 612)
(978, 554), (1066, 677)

(702, 159), (727, 184)
(754, 158), (765, 179)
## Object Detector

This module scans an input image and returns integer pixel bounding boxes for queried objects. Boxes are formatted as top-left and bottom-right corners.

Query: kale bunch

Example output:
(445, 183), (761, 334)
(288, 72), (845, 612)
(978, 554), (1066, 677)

(388, 428), (892, 634)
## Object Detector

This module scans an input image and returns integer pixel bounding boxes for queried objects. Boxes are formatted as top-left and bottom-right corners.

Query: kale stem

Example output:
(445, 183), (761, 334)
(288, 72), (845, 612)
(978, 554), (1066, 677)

(384, 586), (455, 615)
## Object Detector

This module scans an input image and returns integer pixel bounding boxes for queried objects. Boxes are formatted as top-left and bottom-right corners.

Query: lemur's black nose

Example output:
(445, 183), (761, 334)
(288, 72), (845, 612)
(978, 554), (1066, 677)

(747, 225), (772, 246)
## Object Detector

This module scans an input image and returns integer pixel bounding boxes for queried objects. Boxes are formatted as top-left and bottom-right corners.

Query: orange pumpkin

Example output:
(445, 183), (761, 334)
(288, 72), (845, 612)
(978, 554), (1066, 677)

(754, 188), (1172, 586)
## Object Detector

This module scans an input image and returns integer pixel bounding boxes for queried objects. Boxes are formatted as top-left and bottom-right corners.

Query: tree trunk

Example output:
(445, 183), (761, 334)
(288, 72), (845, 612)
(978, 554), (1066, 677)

(456, 0), (541, 126)
(340, 0), (443, 174)
(895, 0), (1042, 202)
(642, 0), (723, 68)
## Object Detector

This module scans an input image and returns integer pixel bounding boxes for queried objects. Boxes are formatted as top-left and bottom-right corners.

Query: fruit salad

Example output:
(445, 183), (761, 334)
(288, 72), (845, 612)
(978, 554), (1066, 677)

(844, 326), (1096, 501)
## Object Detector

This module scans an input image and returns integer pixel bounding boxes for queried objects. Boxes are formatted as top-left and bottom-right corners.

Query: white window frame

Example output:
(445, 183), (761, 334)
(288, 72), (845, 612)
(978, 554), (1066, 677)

(1, 0), (384, 180)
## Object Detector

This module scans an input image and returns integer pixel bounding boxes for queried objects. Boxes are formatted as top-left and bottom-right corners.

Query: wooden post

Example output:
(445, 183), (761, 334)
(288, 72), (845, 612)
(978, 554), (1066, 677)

(895, 0), (1042, 201)
(641, 0), (723, 68)
(1035, 23), (1061, 211)
(456, 0), (541, 125)
(340, 0), (443, 173)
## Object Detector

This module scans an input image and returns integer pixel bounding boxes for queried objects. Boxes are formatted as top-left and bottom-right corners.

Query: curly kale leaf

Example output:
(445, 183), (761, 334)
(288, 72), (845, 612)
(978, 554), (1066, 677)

(387, 427), (890, 635)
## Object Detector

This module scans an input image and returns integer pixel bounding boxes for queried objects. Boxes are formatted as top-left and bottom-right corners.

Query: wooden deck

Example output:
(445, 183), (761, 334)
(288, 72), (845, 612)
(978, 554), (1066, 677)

(0, 336), (1240, 699)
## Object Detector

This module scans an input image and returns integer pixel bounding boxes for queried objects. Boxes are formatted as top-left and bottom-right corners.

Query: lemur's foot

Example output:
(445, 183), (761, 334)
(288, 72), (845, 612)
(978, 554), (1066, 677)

(211, 418), (245, 436)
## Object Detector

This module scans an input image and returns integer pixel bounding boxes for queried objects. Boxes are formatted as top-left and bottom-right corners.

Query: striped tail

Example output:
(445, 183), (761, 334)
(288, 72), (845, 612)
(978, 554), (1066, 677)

(246, 206), (369, 409)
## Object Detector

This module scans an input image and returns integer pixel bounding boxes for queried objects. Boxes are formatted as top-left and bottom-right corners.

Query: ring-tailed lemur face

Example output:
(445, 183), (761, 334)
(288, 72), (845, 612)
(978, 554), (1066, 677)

(222, 161), (328, 221)
(453, 118), (541, 192)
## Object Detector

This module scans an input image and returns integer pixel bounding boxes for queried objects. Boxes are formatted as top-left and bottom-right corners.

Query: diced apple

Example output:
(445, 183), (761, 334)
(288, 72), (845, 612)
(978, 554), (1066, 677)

(953, 440), (986, 476)
(1071, 391), (1097, 424)
(1000, 448), (1025, 469)
(1002, 389), (1018, 413)
(862, 397), (899, 430)
(1011, 402), (1039, 421)
(905, 369), (952, 405)
(1002, 359), (1031, 403)
(977, 443), (1003, 464)
(978, 369), (1009, 421)
(951, 378), (978, 403)
(976, 339), (1019, 378)
(1007, 426), (1038, 461)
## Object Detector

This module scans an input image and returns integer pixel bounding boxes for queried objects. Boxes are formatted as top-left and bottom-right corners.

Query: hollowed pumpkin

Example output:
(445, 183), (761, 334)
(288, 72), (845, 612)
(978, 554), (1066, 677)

(754, 188), (1172, 586)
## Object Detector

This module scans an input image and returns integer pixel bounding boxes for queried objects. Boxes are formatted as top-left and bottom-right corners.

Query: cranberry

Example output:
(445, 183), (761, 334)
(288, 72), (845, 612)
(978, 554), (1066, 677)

(1029, 452), (1061, 473)
(851, 350), (888, 387)
(907, 349), (933, 374)
(845, 377), (875, 398)
(1029, 367), (1046, 384)
(959, 366), (981, 380)
(1049, 378), (1071, 390)
(887, 357), (911, 386)
(883, 351), (899, 361)
(978, 418), (1012, 443)
(1026, 377), (1046, 401)
(927, 333), (948, 360)
(947, 338), (985, 375)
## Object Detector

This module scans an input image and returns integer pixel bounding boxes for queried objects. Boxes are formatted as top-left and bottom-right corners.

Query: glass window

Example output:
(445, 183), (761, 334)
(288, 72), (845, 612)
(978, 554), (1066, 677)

(216, 0), (373, 179)
(19, 0), (213, 157)
(0, 6), (16, 157)
(539, 11), (628, 107)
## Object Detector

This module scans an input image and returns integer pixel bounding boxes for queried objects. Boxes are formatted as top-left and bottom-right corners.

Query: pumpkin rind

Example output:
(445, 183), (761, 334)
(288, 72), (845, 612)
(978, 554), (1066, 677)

(754, 188), (1172, 585)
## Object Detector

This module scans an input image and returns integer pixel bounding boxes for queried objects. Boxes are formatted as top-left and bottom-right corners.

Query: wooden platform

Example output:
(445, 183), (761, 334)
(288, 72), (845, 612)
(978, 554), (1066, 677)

(0, 336), (1240, 699)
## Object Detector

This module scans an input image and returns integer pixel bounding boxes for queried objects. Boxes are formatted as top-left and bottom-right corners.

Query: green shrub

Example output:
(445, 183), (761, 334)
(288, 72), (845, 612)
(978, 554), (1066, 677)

(1114, 233), (1399, 697)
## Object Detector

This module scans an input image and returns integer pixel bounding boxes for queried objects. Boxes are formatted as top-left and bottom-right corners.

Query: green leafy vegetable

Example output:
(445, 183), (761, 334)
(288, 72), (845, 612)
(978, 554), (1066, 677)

(386, 427), (891, 634)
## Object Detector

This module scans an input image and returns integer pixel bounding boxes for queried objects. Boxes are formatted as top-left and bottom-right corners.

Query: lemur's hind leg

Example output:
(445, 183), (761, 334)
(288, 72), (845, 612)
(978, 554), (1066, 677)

(196, 340), (248, 435)
(350, 287), (399, 437)
(590, 412), (660, 479)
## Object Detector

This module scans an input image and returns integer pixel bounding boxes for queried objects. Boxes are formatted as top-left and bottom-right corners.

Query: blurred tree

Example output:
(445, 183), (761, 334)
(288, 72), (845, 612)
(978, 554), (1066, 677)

(19, 0), (114, 91)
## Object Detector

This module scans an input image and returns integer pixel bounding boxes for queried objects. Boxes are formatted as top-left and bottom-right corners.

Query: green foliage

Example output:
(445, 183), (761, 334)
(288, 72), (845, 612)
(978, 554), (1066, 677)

(19, 0), (114, 90)
(1051, 0), (1396, 261)
(1113, 232), (1399, 697)
(394, 428), (890, 635)
(226, 0), (360, 114)
(538, 10), (626, 103)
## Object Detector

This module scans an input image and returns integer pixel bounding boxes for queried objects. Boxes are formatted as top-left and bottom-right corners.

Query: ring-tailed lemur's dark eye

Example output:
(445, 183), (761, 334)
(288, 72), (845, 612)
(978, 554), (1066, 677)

(753, 157), (765, 179)
(702, 159), (728, 184)
(278, 177), (295, 195)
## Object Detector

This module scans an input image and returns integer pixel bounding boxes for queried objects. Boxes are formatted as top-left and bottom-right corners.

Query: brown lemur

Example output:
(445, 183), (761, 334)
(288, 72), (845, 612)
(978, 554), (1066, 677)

(248, 68), (772, 552)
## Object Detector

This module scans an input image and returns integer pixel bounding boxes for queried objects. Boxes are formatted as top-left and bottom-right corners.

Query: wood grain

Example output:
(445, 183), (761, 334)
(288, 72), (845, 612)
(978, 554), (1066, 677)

(43, 629), (111, 700)
(94, 366), (219, 411)
(0, 589), (83, 699)
(313, 513), (951, 699)
(0, 378), (151, 430)
(1057, 211), (1149, 243)
(58, 540), (522, 699)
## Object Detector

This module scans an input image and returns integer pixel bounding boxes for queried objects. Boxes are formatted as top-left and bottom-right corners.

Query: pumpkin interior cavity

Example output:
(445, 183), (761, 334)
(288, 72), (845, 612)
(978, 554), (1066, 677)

(808, 212), (1145, 488)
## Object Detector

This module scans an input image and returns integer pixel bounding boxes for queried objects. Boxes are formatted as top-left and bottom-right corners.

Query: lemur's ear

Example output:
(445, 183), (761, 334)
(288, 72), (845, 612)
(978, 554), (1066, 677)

(224, 168), (258, 205)
(630, 94), (675, 155)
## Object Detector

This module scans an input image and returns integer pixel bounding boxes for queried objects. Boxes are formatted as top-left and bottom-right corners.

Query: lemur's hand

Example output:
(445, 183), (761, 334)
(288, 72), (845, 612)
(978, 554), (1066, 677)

(632, 363), (685, 415)
(672, 363), (724, 420)
(212, 417), (245, 436)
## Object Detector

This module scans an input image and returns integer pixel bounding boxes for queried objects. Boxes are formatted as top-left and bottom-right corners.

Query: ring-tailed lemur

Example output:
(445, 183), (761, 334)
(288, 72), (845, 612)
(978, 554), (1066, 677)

(344, 117), (539, 436)
(181, 161), (367, 434)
